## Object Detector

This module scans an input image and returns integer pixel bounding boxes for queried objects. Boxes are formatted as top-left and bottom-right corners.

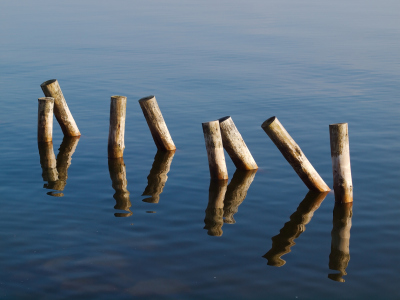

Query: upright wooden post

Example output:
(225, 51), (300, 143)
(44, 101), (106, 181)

(218, 116), (258, 170)
(40, 79), (81, 137)
(204, 180), (227, 236)
(328, 202), (352, 282)
(329, 123), (353, 203)
(109, 158), (132, 217)
(263, 191), (328, 266)
(108, 96), (127, 158)
(142, 150), (175, 203)
(138, 95), (176, 151)
(202, 121), (229, 180)
(261, 116), (330, 192)
(223, 169), (257, 224)
(38, 97), (54, 143)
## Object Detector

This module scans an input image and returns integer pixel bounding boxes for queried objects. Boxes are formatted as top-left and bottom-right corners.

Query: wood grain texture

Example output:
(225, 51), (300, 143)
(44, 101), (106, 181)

(262, 116), (330, 192)
(202, 120), (229, 180)
(40, 79), (80, 137)
(329, 123), (353, 203)
(139, 95), (176, 151)
(108, 96), (127, 158)
(219, 116), (258, 170)
(38, 97), (54, 142)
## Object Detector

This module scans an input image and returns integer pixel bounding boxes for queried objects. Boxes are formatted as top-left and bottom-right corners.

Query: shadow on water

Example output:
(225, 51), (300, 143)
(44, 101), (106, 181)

(328, 202), (352, 282)
(108, 158), (132, 217)
(263, 191), (329, 267)
(204, 169), (257, 236)
(142, 150), (175, 204)
(38, 136), (80, 197)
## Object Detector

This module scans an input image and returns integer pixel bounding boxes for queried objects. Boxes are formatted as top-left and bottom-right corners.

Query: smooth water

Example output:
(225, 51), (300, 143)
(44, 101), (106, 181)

(1, 0), (400, 299)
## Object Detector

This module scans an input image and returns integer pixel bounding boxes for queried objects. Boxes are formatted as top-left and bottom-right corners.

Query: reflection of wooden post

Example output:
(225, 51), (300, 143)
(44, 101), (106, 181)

(328, 202), (352, 282)
(330, 123), (353, 203)
(38, 97), (54, 142)
(218, 116), (258, 170)
(108, 158), (132, 217)
(261, 117), (330, 192)
(38, 142), (58, 184)
(46, 136), (80, 191)
(142, 150), (175, 203)
(108, 96), (127, 158)
(223, 169), (257, 224)
(202, 121), (229, 180)
(263, 191), (329, 266)
(204, 180), (227, 236)
(40, 79), (81, 137)
(138, 95), (176, 151)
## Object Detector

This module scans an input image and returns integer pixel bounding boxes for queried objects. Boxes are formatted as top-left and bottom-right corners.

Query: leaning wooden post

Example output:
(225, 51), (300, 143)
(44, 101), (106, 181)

(108, 96), (127, 158)
(40, 79), (81, 137)
(202, 121), (229, 180)
(38, 97), (54, 142)
(261, 116), (330, 192)
(329, 123), (353, 203)
(218, 116), (258, 170)
(138, 95), (176, 151)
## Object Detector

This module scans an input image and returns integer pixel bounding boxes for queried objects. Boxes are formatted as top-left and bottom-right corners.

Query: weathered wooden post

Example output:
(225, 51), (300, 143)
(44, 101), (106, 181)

(202, 120), (229, 180)
(329, 123), (353, 203)
(263, 191), (328, 266)
(261, 116), (330, 192)
(38, 142), (58, 184)
(40, 79), (81, 137)
(204, 180), (227, 236)
(218, 116), (258, 170)
(328, 202), (352, 282)
(223, 169), (257, 224)
(138, 95), (176, 151)
(108, 96), (127, 158)
(38, 97), (54, 143)
(142, 150), (175, 203)
(109, 158), (132, 217)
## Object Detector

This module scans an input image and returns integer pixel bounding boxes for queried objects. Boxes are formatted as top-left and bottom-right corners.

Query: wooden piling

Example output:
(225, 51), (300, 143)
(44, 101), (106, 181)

(138, 95), (176, 151)
(38, 97), (54, 143)
(328, 202), (352, 282)
(108, 96), (127, 158)
(261, 116), (330, 192)
(329, 123), (353, 203)
(202, 121), (229, 180)
(218, 116), (258, 170)
(40, 79), (81, 137)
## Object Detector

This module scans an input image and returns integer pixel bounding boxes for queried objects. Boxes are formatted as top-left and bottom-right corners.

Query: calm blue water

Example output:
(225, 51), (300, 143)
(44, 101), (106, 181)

(1, 0), (400, 298)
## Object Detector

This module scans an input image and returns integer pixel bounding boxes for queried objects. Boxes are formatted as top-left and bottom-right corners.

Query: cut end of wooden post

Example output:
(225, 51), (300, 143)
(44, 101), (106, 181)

(111, 95), (127, 101)
(261, 116), (277, 129)
(40, 79), (57, 88)
(138, 95), (155, 103)
(218, 116), (231, 123)
(38, 97), (54, 102)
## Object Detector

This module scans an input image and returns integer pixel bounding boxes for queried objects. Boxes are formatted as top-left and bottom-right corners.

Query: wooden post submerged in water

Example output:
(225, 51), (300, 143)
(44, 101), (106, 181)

(261, 116), (330, 192)
(218, 116), (258, 170)
(329, 123), (353, 203)
(202, 120), (229, 181)
(108, 96), (127, 158)
(38, 97), (54, 143)
(40, 79), (81, 137)
(138, 95), (176, 151)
